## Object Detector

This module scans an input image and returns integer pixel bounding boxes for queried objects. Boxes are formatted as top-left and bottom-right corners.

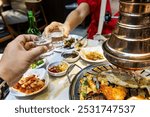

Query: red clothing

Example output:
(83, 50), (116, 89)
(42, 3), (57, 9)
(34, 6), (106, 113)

(77, 0), (118, 39)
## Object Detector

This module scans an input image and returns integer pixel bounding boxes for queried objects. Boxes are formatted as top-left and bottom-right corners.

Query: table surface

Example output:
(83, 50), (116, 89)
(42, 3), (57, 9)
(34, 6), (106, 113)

(0, 39), (105, 100)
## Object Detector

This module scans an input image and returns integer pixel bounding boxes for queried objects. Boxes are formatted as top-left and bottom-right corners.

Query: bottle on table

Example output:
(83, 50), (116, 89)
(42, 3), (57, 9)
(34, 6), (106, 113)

(27, 10), (41, 36)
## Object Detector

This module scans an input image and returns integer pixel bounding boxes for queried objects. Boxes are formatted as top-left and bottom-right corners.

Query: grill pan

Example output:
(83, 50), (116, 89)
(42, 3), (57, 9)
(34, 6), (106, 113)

(69, 62), (150, 100)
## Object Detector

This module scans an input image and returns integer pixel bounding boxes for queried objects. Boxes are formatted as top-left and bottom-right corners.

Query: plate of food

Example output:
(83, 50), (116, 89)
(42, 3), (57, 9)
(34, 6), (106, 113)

(63, 34), (87, 50)
(30, 58), (46, 69)
(47, 61), (69, 77)
(61, 50), (79, 63)
(79, 46), (106, 63)
(10, 68), (49, 97)
(69, 63), (150, 100)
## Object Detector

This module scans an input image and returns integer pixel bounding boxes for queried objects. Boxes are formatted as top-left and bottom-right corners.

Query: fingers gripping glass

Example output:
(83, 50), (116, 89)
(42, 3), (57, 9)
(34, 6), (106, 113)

(34, 29), (64, 51)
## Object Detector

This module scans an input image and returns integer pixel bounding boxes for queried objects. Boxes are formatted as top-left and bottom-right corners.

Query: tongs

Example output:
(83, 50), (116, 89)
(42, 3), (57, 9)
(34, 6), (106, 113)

(76, 34), (87, 42)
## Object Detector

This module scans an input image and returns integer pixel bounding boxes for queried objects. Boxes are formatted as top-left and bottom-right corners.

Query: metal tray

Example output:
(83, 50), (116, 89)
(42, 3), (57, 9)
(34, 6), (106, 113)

(69, 62), (150, 100)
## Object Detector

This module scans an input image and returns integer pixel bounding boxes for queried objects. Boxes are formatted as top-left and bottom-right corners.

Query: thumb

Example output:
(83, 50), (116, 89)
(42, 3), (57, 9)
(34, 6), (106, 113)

(63, 28), (70, 38)
(28, 46), (48, 59)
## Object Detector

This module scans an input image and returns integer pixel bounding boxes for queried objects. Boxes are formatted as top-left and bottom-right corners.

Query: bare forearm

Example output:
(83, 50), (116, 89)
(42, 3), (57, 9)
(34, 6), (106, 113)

(64, 3), (90, 33)
(64, 10), (85, 32)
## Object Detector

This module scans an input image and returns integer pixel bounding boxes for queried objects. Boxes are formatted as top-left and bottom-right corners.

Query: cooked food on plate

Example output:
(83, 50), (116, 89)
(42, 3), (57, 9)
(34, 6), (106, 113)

(85, 51), (104, 61)
(74, 39), (86, 51)
(48, 62), (68, 73)
(61, 51), (79, 63)
(62, 51), (78, 59)
(13, 75), (45, 94)
(63, 35), (87, 49)
(64, 38), (75, 48)
(30, 59), (44, 69)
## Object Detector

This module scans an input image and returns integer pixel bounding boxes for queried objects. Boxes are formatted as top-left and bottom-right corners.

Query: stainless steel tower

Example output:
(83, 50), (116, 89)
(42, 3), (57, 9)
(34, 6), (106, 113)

(103, 0), (150, 69)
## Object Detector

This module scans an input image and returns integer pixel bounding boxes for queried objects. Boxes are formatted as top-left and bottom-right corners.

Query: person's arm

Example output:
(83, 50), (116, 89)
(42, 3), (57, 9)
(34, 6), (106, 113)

(44, 2), (90, 37)
(63, 2), (90, 35)
(0, 34), (48, 99)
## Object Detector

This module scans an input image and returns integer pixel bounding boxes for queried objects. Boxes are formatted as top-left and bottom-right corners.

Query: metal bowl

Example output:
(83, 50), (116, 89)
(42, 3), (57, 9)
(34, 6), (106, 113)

(120, 0), (150, 3)
(107, 34), (150, 55)
(120, 2), (150, 14)
(119, 12), (150, 27)
(114, 23), (150, 39)
(102, 40), (150, 70)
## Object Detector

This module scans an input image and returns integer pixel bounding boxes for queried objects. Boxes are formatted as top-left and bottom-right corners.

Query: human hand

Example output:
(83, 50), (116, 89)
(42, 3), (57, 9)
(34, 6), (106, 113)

(0, 34), (48, 86)
(44, 21), (70, 38)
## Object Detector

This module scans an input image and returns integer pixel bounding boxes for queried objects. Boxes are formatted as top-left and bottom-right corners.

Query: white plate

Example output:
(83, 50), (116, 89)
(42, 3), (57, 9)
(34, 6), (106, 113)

(30, 58), (46, 69)
(65, 34), (87, 48)
(55, 34), (87, 51)
(80, 46), (106, 63)
(9, 68), (49, 97)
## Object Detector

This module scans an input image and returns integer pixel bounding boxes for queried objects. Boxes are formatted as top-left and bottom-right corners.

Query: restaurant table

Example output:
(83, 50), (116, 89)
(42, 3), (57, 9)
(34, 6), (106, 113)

(0, 39), (104, 100)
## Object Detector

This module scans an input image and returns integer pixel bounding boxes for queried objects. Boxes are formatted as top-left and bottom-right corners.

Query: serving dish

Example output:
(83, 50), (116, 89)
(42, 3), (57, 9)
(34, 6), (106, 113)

(61, 50), (79, 63)
(63, 34), (87, 49)
(30, 58), (46, 69)
(69, 62), (150, 100)
(79, 46), (106, 63)
(10, 68), (49, 97)
(53, 34), (88, 52)
(47, 61), (69, 77)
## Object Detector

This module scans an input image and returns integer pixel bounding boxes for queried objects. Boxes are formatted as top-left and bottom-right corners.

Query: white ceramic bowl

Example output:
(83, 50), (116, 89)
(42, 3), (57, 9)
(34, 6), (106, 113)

(47, 61), (69, 77)
(30, 58), (46, 69)
(61, 50), (79, 63)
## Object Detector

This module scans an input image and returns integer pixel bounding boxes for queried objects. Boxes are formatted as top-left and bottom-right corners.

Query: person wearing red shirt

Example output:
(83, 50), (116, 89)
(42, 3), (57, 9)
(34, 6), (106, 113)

(44, 0), (119, 39)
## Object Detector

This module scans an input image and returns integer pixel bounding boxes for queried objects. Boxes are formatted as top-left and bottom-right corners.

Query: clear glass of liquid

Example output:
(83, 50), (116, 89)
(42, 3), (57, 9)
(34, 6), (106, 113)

(34, 28), (64, 51)
(49, 29), (64, 49)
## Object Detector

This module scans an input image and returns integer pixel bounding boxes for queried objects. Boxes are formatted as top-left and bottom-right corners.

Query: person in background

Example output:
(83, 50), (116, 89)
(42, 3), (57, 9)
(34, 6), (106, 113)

(0, 34), (48, 99)
(0, 0), (27, 25)
(44, 0), (119, 39)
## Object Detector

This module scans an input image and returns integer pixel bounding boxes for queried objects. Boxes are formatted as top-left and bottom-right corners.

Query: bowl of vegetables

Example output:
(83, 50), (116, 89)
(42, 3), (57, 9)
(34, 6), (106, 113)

(30, 59), (46, 69)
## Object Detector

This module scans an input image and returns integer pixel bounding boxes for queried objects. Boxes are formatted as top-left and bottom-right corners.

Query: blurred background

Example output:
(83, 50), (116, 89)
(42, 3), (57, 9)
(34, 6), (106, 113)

(0, 0), (89, 53)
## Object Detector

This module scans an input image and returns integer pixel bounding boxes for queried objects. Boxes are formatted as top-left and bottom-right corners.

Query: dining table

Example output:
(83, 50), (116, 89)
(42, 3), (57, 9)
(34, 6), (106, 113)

(0, 38), (105, 100)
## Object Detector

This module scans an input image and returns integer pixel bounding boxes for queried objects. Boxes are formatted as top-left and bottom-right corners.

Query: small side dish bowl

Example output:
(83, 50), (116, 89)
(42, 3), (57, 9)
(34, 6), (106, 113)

(47, 61), (69, 77)
(30, 58), (46, 69)
(61, 50), (79, 63)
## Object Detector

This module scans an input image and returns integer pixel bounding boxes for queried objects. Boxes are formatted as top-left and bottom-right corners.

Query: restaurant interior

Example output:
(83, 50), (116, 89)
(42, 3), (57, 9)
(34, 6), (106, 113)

(0, 0), (150, 100)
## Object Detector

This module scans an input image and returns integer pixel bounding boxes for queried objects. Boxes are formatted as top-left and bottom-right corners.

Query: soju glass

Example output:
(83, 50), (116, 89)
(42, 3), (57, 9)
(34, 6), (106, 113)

(49, 29), (64, 49)
(33, 27), (64, 52)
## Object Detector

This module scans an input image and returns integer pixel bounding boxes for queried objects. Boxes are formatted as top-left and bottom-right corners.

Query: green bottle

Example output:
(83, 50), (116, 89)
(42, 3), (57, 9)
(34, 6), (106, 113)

(27, 10), (41, 35)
